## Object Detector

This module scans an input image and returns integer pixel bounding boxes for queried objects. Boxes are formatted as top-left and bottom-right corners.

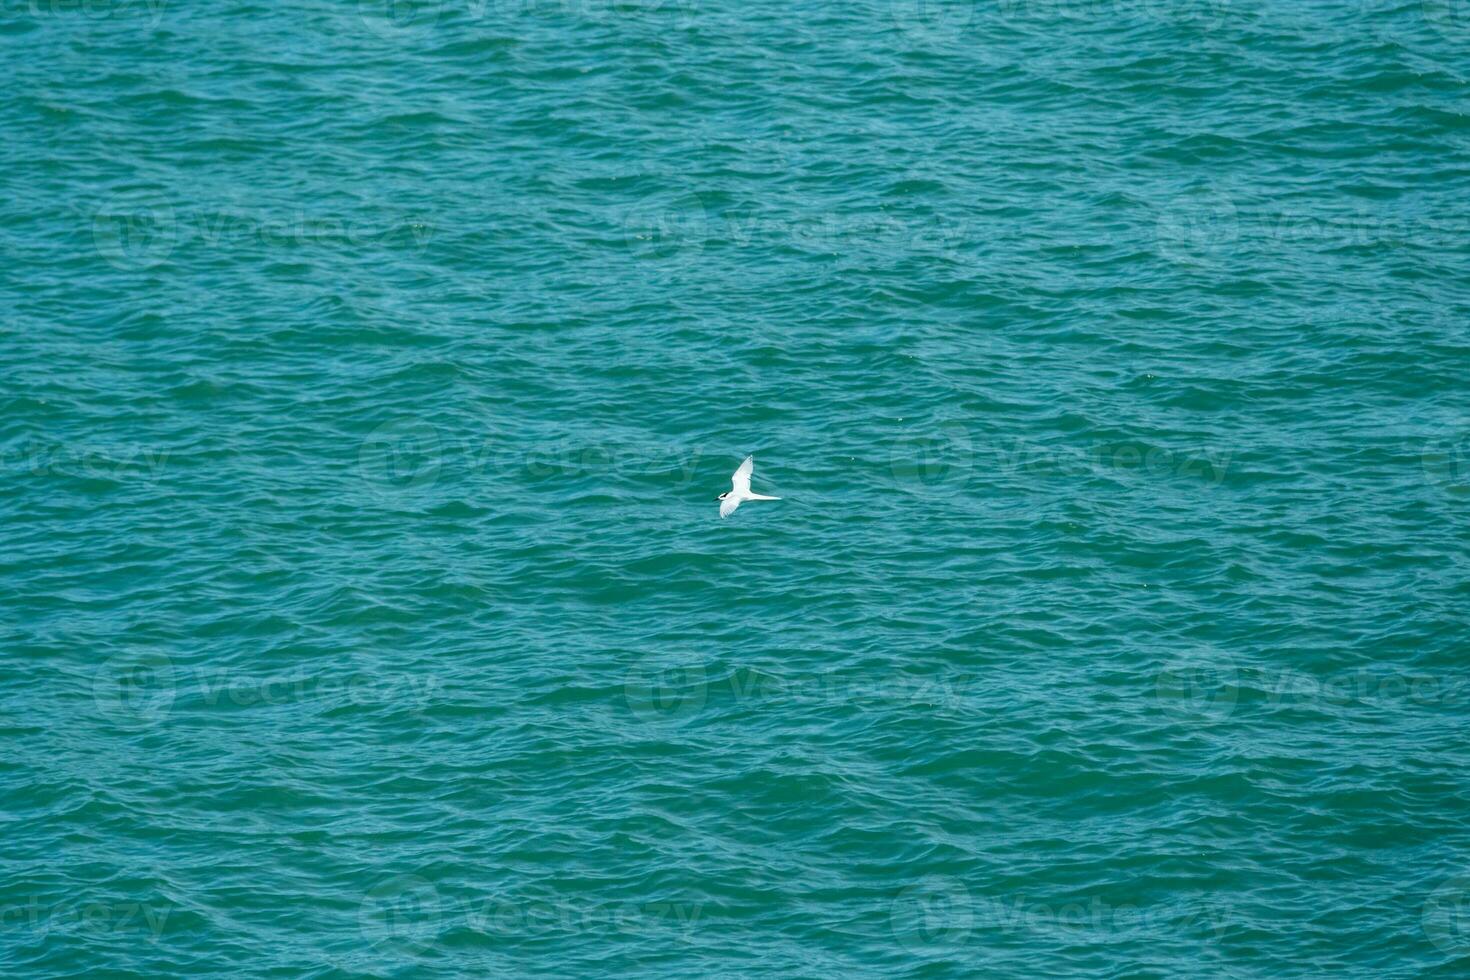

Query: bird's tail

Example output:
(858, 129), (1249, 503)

(747, 494), (781, 501)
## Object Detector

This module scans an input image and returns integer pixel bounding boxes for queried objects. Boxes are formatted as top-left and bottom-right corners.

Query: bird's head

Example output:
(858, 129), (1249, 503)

(716, 491), (729, 501)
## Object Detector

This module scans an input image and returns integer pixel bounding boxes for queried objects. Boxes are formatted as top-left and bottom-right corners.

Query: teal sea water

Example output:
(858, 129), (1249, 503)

(4, 0), (1470, 975)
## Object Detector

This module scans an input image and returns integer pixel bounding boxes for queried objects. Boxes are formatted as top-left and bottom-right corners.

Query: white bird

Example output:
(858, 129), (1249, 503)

(718, 455), (781, 518)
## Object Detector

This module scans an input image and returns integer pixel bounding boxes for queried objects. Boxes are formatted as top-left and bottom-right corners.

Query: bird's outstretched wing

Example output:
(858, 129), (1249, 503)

(720, 495), (743, 518)
(731, 456), (753, 496)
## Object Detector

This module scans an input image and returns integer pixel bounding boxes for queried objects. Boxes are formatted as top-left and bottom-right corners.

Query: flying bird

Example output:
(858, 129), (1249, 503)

(718, 455), (781, 519)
